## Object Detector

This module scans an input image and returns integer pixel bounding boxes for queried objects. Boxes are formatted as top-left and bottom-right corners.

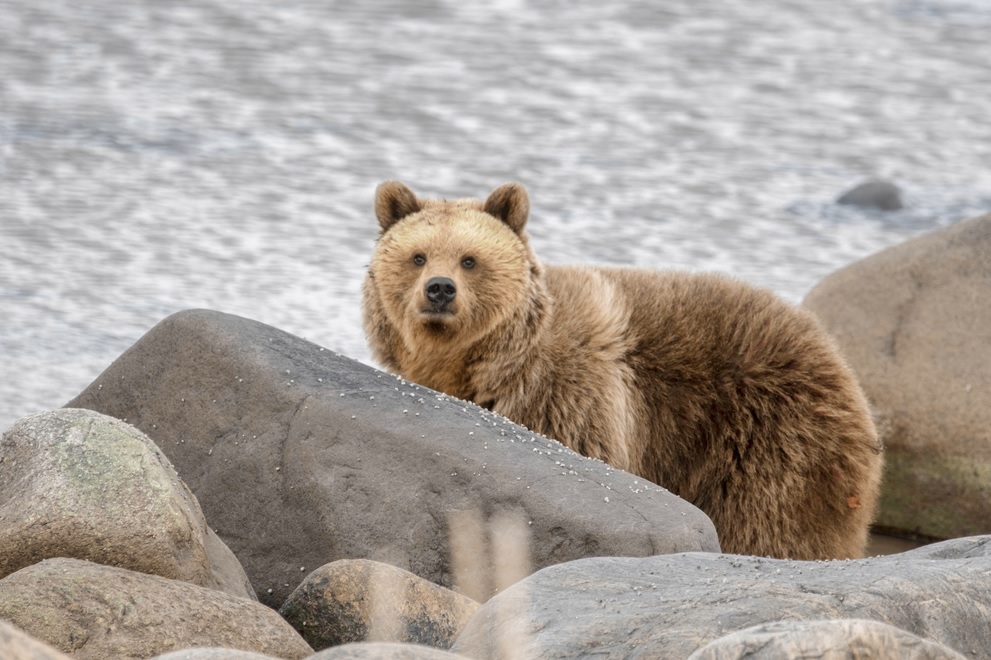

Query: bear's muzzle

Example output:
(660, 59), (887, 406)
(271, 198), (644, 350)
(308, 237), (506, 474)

(425, 277), (457, 312)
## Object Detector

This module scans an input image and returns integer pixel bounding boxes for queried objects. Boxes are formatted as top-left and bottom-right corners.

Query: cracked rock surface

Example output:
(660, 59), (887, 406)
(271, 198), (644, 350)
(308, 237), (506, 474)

(452, 536), (991, 659)
(804, 212), (991, 541)
(68, 309), (718, 608)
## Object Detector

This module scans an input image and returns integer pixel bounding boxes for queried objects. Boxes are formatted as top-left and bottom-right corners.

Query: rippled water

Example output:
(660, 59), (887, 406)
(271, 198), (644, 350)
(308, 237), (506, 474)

(2, 0), (990, 432)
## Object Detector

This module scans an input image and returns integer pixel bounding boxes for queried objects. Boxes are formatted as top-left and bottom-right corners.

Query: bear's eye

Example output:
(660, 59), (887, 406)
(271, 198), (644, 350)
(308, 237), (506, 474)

(461, 256), (476, 270)
(412, 254), (426, 266)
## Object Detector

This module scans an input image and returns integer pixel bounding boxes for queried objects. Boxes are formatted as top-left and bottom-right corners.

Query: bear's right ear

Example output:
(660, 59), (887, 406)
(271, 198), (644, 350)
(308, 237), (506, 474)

(483, 183), (530, 234)
(375, 181), (422, 232)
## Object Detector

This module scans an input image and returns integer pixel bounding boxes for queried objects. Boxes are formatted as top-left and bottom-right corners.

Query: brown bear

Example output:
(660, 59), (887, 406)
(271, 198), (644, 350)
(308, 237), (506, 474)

(362, 181), (883, 560)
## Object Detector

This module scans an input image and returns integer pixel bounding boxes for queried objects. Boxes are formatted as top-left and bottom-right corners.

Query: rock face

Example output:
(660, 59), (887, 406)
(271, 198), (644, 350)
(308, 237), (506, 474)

(804, 213), (991, 540)
(451, 536), (991, 659)
(836, 179), (903, 210)
(688, 619), (967, 659)
(308, 643), (469, 659)
(0, 408), (254, 599)
(0, 620), (73, 660)
(0, 558), (313, 660)
(67, 309), (719, 607)
(280, 559), (479, 650)
(150, 644), (470, 659)
(150, 650), (282, 660)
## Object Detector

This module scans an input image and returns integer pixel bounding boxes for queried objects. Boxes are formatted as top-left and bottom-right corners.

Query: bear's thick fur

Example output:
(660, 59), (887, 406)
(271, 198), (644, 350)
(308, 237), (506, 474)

(362, 181), (883, 560)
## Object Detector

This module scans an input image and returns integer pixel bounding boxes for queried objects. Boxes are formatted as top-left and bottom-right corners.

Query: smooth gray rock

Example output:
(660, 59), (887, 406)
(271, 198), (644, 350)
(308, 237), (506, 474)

(804, 212), (991, 540)
(67, 309), (719, 607)
(0, 408), (254, 600)
(0, 558), (312, 660)
(451, 536), (991, 659)
(688, 619), (967, 659)
(280, 559), (479, 651)
(836, 179), (903, 210)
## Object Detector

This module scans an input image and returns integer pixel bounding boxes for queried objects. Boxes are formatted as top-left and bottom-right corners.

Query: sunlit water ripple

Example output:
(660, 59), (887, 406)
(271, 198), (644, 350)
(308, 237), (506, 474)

(1, 0), (989, 431)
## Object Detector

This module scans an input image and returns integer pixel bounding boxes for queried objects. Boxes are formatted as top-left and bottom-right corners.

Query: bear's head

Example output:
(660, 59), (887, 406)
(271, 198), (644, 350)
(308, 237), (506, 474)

(364, 181), (542, 357)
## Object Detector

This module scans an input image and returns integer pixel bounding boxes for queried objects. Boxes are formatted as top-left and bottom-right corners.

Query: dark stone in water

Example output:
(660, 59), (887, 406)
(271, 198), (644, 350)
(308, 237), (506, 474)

(837, 179), (903, 211)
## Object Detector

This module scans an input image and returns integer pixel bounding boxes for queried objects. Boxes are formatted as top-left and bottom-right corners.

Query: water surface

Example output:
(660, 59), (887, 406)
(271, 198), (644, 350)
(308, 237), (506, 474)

(2, 0), (989, 431)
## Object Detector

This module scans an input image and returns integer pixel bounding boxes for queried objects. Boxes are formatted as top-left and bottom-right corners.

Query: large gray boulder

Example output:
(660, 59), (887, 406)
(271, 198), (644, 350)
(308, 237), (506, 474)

(804, 212), (991, 540)
(0, 408), (253, 599)
(67, 309), (719, 607)
(451, 536), (991, 659)
(0, 558), (312, 660)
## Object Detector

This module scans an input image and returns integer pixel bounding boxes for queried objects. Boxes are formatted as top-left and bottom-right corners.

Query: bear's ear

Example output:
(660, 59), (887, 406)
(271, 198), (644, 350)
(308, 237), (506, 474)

(483, 183), (530, 234)
(375, 181), (422, 232)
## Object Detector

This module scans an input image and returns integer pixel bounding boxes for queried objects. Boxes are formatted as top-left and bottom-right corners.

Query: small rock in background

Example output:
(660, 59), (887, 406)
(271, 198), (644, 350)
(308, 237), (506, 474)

(452, 536), (991, 658)
(0, 620), (73, 660)
(805, 212), (991, 541)
(0, 558), (313, 660)
(0, 408), (254, 599)
(836, 179), (903, 210)
(279, 559), (479, 651)
(687, 619), (967, 659)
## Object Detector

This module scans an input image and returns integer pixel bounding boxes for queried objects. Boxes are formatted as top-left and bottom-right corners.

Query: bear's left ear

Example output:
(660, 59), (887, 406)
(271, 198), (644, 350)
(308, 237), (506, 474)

(483, 183), (530, 234)
(375, 181), (422, 232)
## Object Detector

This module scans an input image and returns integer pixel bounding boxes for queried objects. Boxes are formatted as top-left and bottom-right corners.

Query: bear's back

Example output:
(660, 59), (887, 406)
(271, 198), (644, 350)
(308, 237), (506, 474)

(546, 266), (835, 387)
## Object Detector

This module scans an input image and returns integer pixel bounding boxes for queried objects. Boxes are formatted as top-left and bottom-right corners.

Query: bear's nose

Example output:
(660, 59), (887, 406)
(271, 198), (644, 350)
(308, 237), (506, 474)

(425, 277), (457, 310)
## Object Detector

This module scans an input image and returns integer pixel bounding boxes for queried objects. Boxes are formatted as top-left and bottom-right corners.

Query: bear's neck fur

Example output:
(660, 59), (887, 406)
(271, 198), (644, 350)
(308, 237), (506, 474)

(380, 262), (644, 476)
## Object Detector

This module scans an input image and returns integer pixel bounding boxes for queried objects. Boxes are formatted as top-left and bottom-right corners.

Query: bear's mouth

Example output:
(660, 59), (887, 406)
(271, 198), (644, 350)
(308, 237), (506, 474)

(424, 320), (449, 335)
(419, 307), (455, 319)
(419, 309), (455, 334)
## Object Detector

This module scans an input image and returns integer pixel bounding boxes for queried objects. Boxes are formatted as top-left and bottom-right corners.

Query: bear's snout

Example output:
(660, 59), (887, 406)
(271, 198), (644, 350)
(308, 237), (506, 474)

(425, 276), (457, 311)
